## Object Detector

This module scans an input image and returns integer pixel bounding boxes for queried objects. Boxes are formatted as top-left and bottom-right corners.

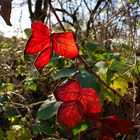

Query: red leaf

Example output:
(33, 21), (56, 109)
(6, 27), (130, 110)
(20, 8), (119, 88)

(55, 80), (101, 127)
(57, 101), (84, 128)
(25, 22), (78, 73)
(79, 88), (101, 115)
(99, 136), (115, 140)
(25, 22), (51, 54)
(35, 47), (53, 73)
(55, 80), (82, 102)
(52, 32), (78, 59)
(55, 80), (101, 115)
(98, 115), (134, 139)
(0, 0), (12, 26)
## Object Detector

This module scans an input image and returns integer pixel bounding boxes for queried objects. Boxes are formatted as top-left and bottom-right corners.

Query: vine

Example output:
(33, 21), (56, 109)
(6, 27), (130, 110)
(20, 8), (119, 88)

(24, 0), (135, 139)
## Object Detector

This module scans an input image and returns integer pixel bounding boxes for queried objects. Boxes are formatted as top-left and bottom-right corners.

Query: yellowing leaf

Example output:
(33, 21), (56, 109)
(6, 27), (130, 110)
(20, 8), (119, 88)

(6, 125), (32, 140)
(110, 74), (128, 104)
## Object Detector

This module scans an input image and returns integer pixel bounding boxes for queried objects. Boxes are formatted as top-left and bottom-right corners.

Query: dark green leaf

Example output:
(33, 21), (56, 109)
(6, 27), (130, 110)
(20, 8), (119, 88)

(5, 108), (20, 117)
(32, 124), (52, 135)
(109, 60), (131, 74)
(37, 101), (62, 120)
(106, 69), (115, 85)
(78, 69), (100, 93)
(54, 67), (75, 80)
(86, 42), (98, 52)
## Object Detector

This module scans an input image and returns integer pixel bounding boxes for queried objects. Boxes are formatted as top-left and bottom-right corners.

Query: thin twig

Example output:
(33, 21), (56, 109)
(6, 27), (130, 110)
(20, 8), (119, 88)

(47, 0), (66, 32)
(77, 55), (123, 99)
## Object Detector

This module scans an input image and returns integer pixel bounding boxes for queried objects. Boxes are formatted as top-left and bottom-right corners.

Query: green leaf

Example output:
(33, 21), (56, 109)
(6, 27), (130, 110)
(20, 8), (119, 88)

(109, 59), (131, 74)
(5, 108), (20, 117)
(6, 125), (32, 140)
(86, 42), (98, 52)
(0, 83), (5, 93)
(24, 28), (31, 38)
(25, 80), (37, 91)
(73, 122), (89, 135)
(130, 0), (136, 4)
(0, 128), (5, 140)
(106, 69), (115, 85)
(37, 101), (62, 120)
(133, 65), (140, 75)
(95, 61), (108, 74)
(138, 20), (140, 29)
(32, 124), (52, 135)
(78, 69), (100, 93)
(0, 95), (7, 104)
(54, 67), (75, 80)
(93, 53), (106, 61)
(110, 74), (128, 97)
(48, 54), (66, 68)
(112, 53), (121, 61)
(17, 56), (25, 64)
(103, 88), (115, 102)
(6, 83), (15, 91)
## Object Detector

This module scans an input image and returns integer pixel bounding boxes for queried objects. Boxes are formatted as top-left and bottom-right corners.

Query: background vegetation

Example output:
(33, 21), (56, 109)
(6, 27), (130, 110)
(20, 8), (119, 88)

(0, 0), (140, 139)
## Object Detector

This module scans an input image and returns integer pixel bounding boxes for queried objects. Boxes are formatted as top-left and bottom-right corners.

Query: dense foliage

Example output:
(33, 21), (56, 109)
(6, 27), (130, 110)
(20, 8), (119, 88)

(0, 0), (140, 140)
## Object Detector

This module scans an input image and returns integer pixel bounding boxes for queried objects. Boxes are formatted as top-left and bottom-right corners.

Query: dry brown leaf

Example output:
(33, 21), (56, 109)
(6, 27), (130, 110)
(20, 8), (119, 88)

(0, 0), (12, 26)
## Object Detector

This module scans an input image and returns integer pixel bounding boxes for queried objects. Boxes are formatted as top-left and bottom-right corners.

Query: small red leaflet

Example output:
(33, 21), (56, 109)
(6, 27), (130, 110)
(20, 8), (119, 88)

(55, 80), (101, 128)
(24, 22), (78, 73)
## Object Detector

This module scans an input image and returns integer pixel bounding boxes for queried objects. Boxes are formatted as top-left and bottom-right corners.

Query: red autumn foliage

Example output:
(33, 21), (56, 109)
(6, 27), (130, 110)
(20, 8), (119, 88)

(24, 21), (134, 138)
(57, 101), (84, 128)
(97, 115), (134, 140)
(55, 80), (101, 128)
(24, 22), (78, 73)
(54, 80), (134, 138)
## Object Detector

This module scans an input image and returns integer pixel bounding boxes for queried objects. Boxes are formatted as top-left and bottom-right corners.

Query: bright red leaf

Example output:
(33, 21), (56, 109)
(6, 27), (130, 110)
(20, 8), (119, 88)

(25, 22), (51, 54)
(55, 80), (101, 115)
(97, 115), (134, 140)
(55, 80), (82, 102)
(52, 32), (78, 59)
(25, 22), (78, 73)
(55, 80), (101, 128)
(35, 47), (53, 72)
(57, 101), (84, 128)
(79, 88), (101, 116)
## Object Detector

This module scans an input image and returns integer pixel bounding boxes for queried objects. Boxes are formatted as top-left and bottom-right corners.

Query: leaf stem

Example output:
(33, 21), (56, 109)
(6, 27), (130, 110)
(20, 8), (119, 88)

(47, 0), (124, 100)
(47, 0), (66, 32)
(78, 55), (123, 99)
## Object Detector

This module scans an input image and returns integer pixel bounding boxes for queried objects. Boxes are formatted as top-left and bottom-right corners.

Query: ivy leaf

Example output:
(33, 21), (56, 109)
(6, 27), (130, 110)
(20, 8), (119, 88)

(37, 101), (62, 120)
(25, 22), (78, 73)
(55, 80), (101, 115)
(57, 101), (84, 128)
(55, 80), (101, 128)
(0, 0), (12, 26)
(54, 67), (75, 80)
(55, 80), (82, 102)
